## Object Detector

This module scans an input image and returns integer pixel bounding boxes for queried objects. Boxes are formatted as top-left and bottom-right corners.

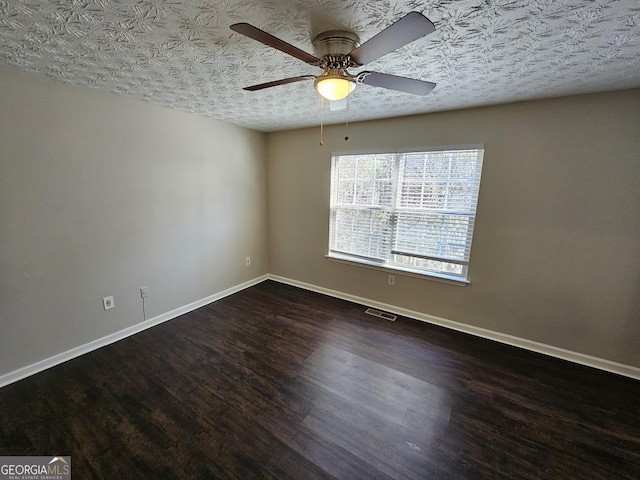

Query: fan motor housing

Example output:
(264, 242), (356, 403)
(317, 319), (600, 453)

(312, 30), (360, 59)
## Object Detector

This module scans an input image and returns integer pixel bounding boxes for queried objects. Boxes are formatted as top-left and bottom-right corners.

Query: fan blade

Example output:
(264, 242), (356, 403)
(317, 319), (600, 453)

(243, 75), (315, 91)
(358, 71), (435, 96)
(231, 23), (319, 65)
(349, 12), (435, 66)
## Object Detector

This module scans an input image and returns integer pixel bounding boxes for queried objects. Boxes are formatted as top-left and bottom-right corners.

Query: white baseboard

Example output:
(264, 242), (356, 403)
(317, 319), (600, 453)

(0, 275), (269, 389)
(268, 274), (640, 381)
(3, 272), (638, 389)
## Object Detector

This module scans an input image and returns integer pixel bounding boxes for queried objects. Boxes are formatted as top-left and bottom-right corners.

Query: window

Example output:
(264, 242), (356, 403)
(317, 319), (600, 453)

(328, 147), (484, 282)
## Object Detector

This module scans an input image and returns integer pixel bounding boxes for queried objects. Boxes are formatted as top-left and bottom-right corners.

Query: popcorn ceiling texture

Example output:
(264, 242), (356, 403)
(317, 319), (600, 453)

(1, 0), (639, 131)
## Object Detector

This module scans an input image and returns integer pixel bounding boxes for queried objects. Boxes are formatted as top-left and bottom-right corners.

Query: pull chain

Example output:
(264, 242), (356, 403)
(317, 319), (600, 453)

(345, 96), (350, 141)
(319, 95), (324, 146)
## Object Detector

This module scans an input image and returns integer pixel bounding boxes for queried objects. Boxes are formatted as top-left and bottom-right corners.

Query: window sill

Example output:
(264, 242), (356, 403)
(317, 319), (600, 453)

(325, 253), (470, 286)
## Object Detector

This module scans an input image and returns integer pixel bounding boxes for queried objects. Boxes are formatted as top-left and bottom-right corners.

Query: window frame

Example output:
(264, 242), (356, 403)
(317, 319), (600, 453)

(327, 145), (484, 284)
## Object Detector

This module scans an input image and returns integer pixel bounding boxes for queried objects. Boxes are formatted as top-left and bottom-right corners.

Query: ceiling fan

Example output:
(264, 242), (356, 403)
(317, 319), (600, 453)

(230, 11), (436, 102)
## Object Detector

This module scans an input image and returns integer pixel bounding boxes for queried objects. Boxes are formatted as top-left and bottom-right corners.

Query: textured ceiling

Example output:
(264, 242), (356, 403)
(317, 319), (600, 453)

(1, 0), (639, 132)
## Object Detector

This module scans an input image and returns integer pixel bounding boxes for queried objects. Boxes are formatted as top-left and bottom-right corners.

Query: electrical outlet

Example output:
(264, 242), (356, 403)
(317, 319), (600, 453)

(140, 287), (149, 298)
(102, 295), (114, 310)
(246, 257), (251, 266)
(388, 275), (395, 286)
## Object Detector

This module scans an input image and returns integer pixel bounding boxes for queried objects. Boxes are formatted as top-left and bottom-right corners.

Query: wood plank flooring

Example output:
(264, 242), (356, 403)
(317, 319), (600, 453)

(0, 280), (639, 479)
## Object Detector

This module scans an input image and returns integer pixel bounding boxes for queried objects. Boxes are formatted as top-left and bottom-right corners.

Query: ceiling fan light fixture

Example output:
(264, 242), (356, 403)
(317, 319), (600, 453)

(314, 71), (355, 101)
(233, 12), (437, 101)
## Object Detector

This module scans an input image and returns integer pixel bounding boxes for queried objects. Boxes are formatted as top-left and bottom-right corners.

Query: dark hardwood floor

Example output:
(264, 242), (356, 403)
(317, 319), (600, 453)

(1, 280), (639, 479)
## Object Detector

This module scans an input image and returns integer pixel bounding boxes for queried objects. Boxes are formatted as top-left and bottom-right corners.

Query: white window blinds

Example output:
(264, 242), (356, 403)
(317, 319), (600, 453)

(331, 154), (394, 261)
(329, 147), (484, 280)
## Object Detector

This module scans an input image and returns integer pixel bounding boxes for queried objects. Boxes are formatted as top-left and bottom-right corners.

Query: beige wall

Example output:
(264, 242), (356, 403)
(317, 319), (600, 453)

(267, 89), (640, 368)
(0, 66), (268, 376)
(2, 64), (638, 378)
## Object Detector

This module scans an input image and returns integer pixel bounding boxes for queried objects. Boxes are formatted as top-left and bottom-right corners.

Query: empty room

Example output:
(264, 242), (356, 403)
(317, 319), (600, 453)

(1, 1), (639, 479)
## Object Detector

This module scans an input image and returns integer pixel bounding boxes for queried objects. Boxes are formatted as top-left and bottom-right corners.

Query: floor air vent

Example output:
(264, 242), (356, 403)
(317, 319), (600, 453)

(364, 308), (397, 322)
